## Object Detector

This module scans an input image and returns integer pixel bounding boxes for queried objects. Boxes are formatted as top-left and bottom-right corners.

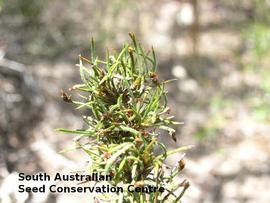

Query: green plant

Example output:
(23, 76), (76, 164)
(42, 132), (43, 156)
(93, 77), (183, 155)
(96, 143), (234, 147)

(58, 33), (191, 202)
(242, 23), (270, 122)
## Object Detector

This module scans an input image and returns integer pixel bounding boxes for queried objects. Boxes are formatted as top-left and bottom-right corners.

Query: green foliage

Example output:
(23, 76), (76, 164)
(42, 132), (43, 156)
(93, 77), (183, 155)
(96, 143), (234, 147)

(252, 68), (270, 122)
(242, 23), (270, 122)
(195, 95), (231, 140)
(58, 33), (191, 202)
(244, 24), (270, 61)
(253, 0), (270, 23)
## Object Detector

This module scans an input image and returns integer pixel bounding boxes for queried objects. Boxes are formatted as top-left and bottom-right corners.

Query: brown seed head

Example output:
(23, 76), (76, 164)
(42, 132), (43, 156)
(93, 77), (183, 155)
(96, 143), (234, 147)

(172, 132), (177, 142)
(102, 112), (111, 119)
(149, 72), (159, 85)
(109, 171), (115, 177)
(61, 90), (72, 103)
(134, 137), (143, 145)
(103, 152), (111, 160)
(141, 130), (149, 137)
(179, 179), (190, 189)
(178, 159), (185, 171)
(149, 72), (157, 79)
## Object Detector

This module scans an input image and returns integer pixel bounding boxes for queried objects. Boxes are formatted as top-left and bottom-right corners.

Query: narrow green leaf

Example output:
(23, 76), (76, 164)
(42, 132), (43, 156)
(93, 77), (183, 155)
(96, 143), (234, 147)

(166, 145), (194, 156)
(105, 143), (133, 173)
(117, 125), (140, 135)
(57, 128), (94, 135)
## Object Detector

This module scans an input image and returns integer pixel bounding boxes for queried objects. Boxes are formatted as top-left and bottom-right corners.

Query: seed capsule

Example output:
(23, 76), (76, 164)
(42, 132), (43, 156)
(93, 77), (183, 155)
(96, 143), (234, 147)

(109, 171), (115, 177)
(149, 72), (159, 85)
(134, 137), (143, 145)
(102, 112), (111, 119)
(179, 179), (190, 189)
(103, 152), (111, 160)
(178, 159), (185, 171)
(61, 90), (72, 103)
(172, 131), (177, 142)
(141, 130), (149, 137)
(149, 72), (157, 79)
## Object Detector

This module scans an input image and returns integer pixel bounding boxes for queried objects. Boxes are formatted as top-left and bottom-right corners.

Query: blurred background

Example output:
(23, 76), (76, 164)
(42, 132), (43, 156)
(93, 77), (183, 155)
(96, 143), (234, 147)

(1, 0), (270, 202)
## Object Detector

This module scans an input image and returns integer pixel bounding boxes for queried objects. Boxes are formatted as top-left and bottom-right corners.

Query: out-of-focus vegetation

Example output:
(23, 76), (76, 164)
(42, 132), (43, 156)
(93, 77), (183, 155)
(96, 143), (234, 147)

(1, 0), (141, 61)
(244, 23), (270, 122)
(0, 0), (3, 12)
(195, 95), (232, 140)
(195, 0), (270, 139)
(240, 0), (270, 123)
